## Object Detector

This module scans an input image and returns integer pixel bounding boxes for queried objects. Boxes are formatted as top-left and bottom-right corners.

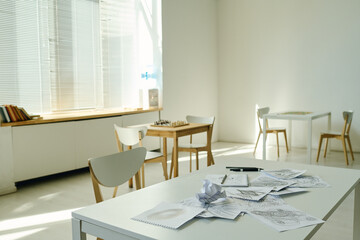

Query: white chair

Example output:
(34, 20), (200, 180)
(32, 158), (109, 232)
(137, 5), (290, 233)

(88, 147), (146, 203)
(114, 124), (168, 190)
(254, 107), (289, 157)
(170, 115), (215, 177)
(316, 111), (354, 165)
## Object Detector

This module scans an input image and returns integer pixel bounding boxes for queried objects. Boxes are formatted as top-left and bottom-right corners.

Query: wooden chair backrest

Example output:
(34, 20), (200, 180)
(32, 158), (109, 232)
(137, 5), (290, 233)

(342, 111), (354, 135)
(186, 115), (215, 143)
(257, 107), (270, 132)
(88, 147), (146, 203)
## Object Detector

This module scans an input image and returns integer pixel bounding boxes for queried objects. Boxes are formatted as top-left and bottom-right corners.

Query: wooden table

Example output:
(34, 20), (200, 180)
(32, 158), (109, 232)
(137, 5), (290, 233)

(262, 111), (331, 163)
(72, 156), (360, 240)
(146, 123), (214, 178)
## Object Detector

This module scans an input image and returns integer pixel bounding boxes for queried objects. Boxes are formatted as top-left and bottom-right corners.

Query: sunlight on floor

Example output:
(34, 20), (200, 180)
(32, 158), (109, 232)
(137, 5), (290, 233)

(0, 208), (79, 232)
(0, 228), (45, 240)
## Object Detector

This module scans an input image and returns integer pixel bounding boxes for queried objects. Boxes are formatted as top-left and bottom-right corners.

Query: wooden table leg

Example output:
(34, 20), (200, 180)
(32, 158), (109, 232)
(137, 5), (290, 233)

(207, 127), (213, 166)
(163, 137), (168, 178)
(173, 136), (179, 178)
(307, 119), (312, 164)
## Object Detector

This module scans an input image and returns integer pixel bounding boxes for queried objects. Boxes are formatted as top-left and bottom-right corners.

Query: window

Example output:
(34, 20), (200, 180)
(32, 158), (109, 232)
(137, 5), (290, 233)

(0, 0), (162, 114)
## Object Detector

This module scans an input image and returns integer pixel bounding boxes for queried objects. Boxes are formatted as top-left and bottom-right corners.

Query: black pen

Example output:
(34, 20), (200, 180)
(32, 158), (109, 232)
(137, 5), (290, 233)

(221, 174), (227, 184)
(227, 167), (263, 172)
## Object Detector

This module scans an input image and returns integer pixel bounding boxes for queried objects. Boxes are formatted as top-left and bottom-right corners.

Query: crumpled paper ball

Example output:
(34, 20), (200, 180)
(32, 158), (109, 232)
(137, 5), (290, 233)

(196, 179), (227, 206)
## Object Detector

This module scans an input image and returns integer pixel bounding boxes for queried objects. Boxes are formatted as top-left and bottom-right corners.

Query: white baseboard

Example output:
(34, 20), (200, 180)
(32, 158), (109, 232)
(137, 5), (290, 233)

(0, 185), (17, 196)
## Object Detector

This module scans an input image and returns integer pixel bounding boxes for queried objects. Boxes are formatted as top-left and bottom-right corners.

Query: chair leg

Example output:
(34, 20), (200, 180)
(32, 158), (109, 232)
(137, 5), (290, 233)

(341, 138), (349, 165)
(283, 130), (289, 153)
(169, 148), (174, 179)
(128, 177), (133, 188)
(141, 164), (145, 188)
(112, 186), (118, 198)
(189, 153), (192, 172)
(253, 131), (261, 155)
(134, 171), (141, 190)
(210, 151), (215, 165)
(346, 137), (355, 161)
(316, 136), (323, 162)
(323, 138), (329, 158)
(276, 132), (280, 158)
(161, 159), (169, 180)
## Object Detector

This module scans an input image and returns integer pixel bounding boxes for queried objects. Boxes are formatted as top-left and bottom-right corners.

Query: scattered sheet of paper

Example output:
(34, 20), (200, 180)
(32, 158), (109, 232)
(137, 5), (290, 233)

(233, 195), (286, 211)
(246, 204), (324, 232)
(132, 202), (204, 229)
(269, 188), (307, 196)
(205, 174), (248, 187)
(250, 175), (292, 191)
(180, 197), (243, 220)
(225, 187), (273, 201)
(288, 175), (330, 188)
(262, 169), (306, 180)
(196, 179), (226, 206)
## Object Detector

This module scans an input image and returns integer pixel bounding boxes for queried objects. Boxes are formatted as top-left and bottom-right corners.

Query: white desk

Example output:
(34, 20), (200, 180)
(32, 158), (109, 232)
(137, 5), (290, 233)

(72, 156), (360, 240)
(262, 112), (331, 163)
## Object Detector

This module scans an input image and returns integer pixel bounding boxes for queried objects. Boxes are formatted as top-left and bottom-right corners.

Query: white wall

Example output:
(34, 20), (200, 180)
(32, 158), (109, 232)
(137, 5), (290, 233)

(162, 0), (219, 145)
(218, 0), (360, 151)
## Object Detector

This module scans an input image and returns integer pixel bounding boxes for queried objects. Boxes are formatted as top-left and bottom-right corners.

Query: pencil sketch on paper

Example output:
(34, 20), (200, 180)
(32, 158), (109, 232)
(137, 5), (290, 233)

(262, 169), (306, 180)
(250, 175), (292, 191)
(233, 195), (286, 211)
(269, 188), (307, 196)
(288, 175), (330, 188)
(247, 205), (324, 232)
(225, 187), (272, 201)
(180, 197), (242, 220)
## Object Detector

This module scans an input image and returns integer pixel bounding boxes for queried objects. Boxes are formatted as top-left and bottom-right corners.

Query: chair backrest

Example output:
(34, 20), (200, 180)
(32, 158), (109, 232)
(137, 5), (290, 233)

(114, 124), (148, 150)
(257, 107), (270, 119)
(186, 115), (215, 141)
(257, 107), (270, 132)
(88, 147), (146, 203)
(342, 111), (354, 135)
(186, 115), (215, 125)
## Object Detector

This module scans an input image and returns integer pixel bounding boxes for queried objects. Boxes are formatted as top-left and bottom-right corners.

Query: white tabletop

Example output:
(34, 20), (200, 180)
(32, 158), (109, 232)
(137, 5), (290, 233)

(72, 156), (360, 240)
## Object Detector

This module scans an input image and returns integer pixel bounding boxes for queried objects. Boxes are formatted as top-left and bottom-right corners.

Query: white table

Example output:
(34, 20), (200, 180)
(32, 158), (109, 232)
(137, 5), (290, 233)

(72, 156), (360, 240)
(262, 112), (331, 163)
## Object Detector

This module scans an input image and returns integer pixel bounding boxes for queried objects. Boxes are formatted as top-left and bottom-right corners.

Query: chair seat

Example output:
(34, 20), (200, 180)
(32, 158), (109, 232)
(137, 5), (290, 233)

(178, 143), (207, 149)
(266, 127), (286, 131)
(145, 151), (163, 160)
(321, 131), (348, 136)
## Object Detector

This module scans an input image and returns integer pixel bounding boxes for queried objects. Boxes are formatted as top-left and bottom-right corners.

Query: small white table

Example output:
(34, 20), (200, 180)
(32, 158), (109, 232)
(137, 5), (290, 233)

(262, 112), (331, 163)
(72, 156), (360, 240)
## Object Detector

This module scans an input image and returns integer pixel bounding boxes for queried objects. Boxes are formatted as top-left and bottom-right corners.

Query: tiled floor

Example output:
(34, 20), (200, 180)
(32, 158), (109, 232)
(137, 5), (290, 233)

(0, 142), (358, 240)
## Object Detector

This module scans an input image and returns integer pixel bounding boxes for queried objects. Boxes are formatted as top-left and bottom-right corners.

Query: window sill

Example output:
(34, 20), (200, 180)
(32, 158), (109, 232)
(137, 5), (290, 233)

(1, 107), (162, 127)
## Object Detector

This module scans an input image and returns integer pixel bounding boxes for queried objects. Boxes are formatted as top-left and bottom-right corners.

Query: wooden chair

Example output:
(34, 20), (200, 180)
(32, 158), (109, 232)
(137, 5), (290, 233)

(114, 124), (168, 191)
(170, 115), (215, 177)
(88, 147), (146, 203)
(254, 107), (289, 157)
(316, 111), (354, 165)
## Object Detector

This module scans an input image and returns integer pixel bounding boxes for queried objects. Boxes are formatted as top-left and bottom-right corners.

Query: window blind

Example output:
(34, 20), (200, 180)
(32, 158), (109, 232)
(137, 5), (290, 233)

(0, 0), (49, 113)
(0, 0), (162, 115)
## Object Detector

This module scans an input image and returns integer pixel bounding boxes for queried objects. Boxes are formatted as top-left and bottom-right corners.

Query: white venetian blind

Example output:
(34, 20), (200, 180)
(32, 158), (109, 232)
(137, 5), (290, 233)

(101, 0), (139, 108)
(48, 0), (101, 111)
(0, 0), (162, 115)
(0, 0), (50, 113)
